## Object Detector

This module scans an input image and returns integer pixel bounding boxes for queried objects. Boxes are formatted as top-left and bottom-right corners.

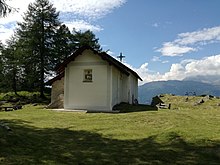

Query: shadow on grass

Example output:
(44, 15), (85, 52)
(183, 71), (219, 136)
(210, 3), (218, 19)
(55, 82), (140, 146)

(0, 119), (220, 164)
(113, 103), (158, 113)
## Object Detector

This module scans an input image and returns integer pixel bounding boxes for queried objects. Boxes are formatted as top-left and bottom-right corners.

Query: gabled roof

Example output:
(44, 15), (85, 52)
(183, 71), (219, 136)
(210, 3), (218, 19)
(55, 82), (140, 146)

(45, 72), (64, 85)
(48, 46), (142, 85)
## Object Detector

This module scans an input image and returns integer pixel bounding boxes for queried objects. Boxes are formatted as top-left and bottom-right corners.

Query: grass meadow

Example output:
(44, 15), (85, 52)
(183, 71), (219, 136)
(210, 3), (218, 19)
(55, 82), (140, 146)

(0, 95), (220, 164)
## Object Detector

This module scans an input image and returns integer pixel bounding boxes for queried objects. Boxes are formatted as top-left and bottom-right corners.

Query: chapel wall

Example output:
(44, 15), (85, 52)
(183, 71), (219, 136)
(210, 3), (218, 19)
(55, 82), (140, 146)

(127, 74), (138, 104)
(64, 50), (111, 111)
(111, 66), (129, 107)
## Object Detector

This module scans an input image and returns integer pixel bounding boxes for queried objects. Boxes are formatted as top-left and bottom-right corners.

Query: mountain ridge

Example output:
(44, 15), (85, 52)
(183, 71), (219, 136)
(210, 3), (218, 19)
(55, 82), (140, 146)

(138, 80), (220, 104)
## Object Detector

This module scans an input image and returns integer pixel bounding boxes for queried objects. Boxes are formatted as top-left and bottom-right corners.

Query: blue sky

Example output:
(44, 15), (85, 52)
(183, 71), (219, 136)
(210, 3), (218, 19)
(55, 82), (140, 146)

(1, 0), (220, 85)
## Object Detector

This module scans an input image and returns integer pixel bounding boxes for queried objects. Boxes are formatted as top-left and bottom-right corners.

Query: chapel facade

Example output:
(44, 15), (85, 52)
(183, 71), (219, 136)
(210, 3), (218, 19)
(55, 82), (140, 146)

(47, 46), (142, 111)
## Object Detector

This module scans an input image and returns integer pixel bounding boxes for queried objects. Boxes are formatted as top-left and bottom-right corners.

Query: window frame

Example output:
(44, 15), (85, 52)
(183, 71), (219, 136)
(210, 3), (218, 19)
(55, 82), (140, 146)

(83, 69), (93, 83)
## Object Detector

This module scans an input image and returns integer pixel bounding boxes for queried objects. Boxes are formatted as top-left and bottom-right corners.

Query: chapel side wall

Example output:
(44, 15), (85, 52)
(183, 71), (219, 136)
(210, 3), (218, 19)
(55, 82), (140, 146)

(111, 66), (129, 108)
(64, 50), (111, 111)
(51, 77), (64, 103)
(128, 74), (138, 104)
(121, 73), (128, 103)
(111, 67), (119, 108)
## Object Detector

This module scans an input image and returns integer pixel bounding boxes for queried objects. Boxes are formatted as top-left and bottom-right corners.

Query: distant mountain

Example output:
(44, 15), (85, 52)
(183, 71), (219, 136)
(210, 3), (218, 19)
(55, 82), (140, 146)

(183, 75), (220, 86)
(138, 80), (220, 104)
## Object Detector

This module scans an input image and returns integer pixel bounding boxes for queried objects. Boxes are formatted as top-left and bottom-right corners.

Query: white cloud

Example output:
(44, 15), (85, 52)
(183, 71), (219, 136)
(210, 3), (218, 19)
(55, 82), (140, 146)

(160, 55), (220, 83)
(152, 23), (159, 28)
(0, 0), (126, 42)
(0, 0), (35, 23)
(123, 62), (161, 85)
(184, 55), (220, 75)
(51, 0), (126, 20)
(0, 0), (35, 42)
(162, 60), (169, 64)
(129, 54), (220, 85)
(158, 42), (197, 56)
(177, 26), (220, 45)
(157, 26), (220, 56)
(151, 56), (160, 62)
(151, 56), (169, 63)
(65, 20), (103, 32)
(0, 23), (16, 43)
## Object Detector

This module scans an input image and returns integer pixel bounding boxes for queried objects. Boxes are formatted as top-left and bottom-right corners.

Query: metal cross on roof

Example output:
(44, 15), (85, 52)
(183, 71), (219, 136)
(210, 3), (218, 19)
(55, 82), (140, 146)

(117, 52), (125, 62)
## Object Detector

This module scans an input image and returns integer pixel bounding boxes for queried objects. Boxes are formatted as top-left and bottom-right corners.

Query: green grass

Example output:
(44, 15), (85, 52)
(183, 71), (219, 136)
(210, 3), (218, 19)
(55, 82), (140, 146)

(0, 95), (220, 164)
(0, 91), (50, 105)
(0, 91), (38, 100)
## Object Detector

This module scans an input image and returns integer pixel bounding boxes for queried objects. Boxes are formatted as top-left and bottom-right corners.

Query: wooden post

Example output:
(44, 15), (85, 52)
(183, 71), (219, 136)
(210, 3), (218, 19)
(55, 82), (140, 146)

(168, 104), (171, 109)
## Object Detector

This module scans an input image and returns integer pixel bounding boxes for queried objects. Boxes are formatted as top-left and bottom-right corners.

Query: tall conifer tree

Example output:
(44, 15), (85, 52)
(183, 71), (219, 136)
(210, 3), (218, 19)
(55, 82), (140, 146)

(72, 30), (101, 51)
(0, 41), (4, 91)
(16, 0), (61, 97)
(2, 36), (24, 94)
(53, 24), (73, 64)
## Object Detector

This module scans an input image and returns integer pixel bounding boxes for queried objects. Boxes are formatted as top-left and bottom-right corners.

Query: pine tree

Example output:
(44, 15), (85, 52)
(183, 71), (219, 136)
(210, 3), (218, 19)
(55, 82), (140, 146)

(0, 41), (4, 91)
(1, 36), (24, 94)
(0, 41), (3, 58)
(72, 30), (102, 52)
(53, 28), (102, 65)
(16, 0), (61, 97)
(53, 24), (73, 65)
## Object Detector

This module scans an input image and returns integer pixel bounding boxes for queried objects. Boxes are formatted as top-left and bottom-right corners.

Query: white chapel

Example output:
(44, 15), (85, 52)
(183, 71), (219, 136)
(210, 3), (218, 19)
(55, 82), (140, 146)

(47, 46), (142, 111)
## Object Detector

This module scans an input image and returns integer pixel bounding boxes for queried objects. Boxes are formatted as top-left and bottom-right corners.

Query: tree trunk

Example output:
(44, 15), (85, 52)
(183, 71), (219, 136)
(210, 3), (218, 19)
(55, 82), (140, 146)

(40, 54), (45, 98)
(39, 13), (45, 98)
(12, 67), (19, 96)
